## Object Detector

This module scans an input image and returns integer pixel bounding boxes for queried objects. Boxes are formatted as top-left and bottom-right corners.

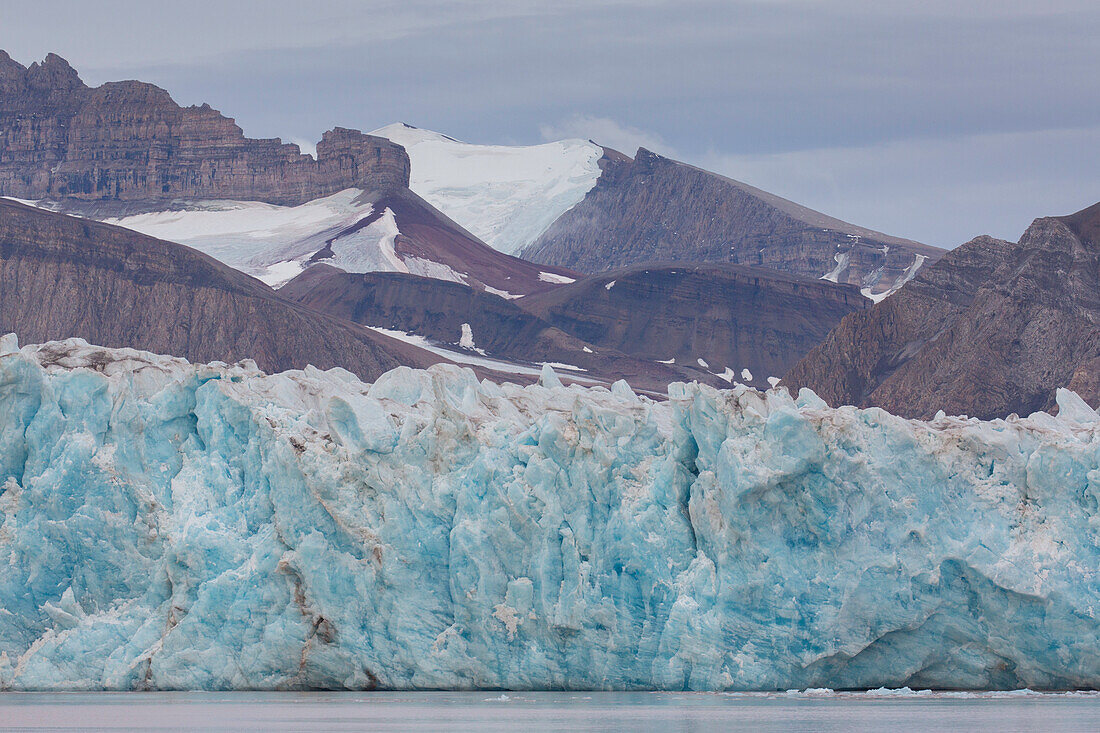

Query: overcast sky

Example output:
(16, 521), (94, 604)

(3, 0), (1098, 247)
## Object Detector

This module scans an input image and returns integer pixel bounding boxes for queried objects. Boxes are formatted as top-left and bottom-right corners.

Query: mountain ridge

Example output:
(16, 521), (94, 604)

(521, 147), (942, 298)
(784, 201), (1100, 418)
(0, 198), (435, 379)
(0, 52), (408, 205)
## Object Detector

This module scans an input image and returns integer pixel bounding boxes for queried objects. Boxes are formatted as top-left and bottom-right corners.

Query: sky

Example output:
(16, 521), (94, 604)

(3, 0), (1098, 247)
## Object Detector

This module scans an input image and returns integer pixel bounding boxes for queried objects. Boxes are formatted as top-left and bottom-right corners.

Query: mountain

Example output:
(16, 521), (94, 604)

(519, 263), (868, 389)
(520, 148), (943, 299)
(0, 52), (407, 205)
(0, 54), (577, 296)
(279, 264), (710, 394)
(77, 186), (579, 294)
(784, 202), (1100, 419)
(257, 187), (579, 295)
(0, 198), (434, 379)
(371, 123), (604, 255)
(281, 261), (865, 392)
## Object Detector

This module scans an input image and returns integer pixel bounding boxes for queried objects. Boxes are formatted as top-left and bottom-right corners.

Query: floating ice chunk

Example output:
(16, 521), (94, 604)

(741, 368), (753, 382)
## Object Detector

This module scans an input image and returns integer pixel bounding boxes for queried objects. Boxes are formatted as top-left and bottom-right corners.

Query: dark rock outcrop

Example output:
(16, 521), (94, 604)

(0, 199), (434, 378)
(784, 202), (1100, 419)
(0, 52), (409, 205)
(519, 263), (867, 389)
(280, 265), (705, 394)
(522, 148), (942, 298)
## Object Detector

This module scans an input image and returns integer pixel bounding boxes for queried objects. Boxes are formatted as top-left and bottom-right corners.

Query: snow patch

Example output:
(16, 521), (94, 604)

(372, 123), (603, 254)
(538, 272), (576, 284)
(458, 323), (486, 355)
(861, 254), (929, 303)
(101, 189), (370, 277)
(483, 285), (522, 300)
(258, 260), (307, 288)
(820, 251), (850, 283)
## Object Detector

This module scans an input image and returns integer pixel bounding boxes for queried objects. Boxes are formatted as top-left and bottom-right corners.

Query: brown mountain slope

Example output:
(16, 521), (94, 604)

(521, 148), (942, 299)
(281, 187), (579, 297)
(0, 199), (434, 378)
(784, 201), (1100, 419)
(519, 263), (867, 389)
(280, 265), (705, 394)
(0, 52), (408, 205)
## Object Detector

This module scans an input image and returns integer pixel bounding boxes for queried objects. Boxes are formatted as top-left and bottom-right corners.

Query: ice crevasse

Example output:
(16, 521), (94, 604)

(0, 334), (1097, 691)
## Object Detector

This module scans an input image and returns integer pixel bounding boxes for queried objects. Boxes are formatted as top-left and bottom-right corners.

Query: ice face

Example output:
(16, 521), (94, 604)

(1, 337), (1097, 691)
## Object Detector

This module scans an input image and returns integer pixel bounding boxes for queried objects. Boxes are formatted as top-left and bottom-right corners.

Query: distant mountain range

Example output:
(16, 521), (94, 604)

(2, 50), (1094, 418)
(0, 52), (407, 205)
(370, 123), (944, 299)
(0, 199), (430, 379)
(280, 262), (865, 393)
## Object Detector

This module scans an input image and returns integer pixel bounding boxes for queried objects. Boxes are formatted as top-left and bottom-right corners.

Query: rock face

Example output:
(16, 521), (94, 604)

(0, 199), (433, 379)
(522, 148), (942, 298)
(0, 52), (409, 205)
(280, 265), (708, 393)
(784, 202), (1100, 419)
(519, 263), (868, 389)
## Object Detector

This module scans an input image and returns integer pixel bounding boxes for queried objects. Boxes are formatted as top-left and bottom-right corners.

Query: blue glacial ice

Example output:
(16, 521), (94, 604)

(0, 335), (1097, 691)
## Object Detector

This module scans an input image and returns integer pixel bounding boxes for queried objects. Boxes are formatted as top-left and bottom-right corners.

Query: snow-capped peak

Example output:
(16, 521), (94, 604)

(371, 122), (604, 255)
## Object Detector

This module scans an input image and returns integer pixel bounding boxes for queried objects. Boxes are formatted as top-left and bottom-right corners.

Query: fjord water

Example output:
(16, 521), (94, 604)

(0, 692), (1097, 732)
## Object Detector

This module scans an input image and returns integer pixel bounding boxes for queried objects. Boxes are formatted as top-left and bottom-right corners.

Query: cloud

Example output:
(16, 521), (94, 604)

(698, 126), (1100, 247)
(539, 115), (671, 156)
(288, 137), (317, 159)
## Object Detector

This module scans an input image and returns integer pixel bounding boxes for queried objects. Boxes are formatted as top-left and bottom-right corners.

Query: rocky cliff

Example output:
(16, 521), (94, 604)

(0, 199), (433, 378)
(784, 202), (1100, 419)
(0, 52), (409, 205)
(519, 263), (867, 389)
(522, 148), (942, 299)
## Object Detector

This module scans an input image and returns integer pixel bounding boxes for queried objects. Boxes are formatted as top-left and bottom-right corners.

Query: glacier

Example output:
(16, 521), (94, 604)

(0, 334), (1097, 691)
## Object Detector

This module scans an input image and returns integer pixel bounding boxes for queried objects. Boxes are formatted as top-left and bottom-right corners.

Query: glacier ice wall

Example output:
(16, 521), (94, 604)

(0, 336), (1097, 691)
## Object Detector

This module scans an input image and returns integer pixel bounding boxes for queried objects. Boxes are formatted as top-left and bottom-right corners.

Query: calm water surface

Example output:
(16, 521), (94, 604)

(0, 691), (1097, 732)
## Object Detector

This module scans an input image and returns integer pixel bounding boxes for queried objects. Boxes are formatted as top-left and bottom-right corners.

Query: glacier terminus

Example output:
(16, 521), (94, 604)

(0, 335), (1097, 691)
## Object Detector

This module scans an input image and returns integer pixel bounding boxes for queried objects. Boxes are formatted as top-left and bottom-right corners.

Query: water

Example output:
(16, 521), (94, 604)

(1, 691), (1097, 732)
